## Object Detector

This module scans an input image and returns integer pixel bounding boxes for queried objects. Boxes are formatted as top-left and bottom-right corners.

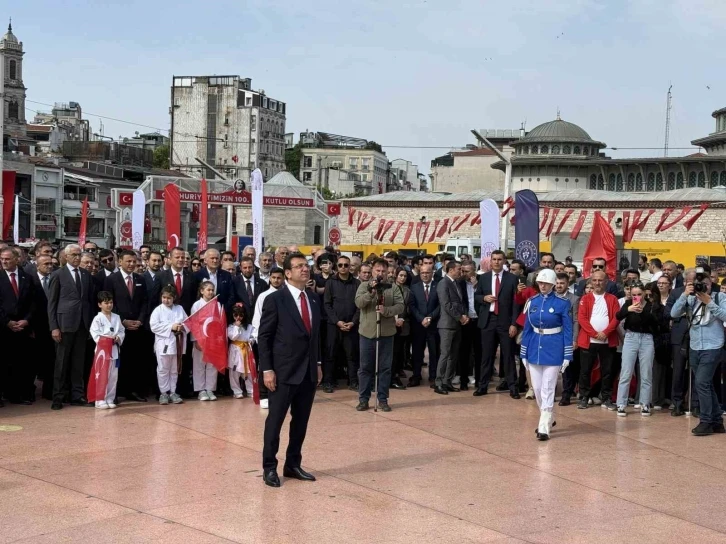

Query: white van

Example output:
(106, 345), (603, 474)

(444, 237), (482, 260)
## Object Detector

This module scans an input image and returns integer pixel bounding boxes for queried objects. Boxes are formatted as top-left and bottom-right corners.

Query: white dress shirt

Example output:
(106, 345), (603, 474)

(490, 271), (502, 313)
(66, 263), (80, 282)
(207, 269), (218, 292)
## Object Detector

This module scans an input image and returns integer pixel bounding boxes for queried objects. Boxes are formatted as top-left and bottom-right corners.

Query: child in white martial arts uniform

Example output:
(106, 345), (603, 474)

(190, 281), (224, 401)
(89, 291), (125, 409)
(149, 285), (188, 405)
(227, 303), (254, 399)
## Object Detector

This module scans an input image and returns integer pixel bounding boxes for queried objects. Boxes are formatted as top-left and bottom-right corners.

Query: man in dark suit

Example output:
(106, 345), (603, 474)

(433, 253), (454, 283)
(195, 248), (234, 317)
(143, 250), (164, 395)
(95, 248), (117, 291)
(411, 254), (435, 285)
(574, 257), (620, 296)
(458, 262), (481, 390)
(408, 266), (440, 386)
(663, 260), (684, 290)
(233, 256), (268, 314)
(666, 269), (697, 416)
(259, 252), (321, 488)
(474, 249), (521, 398)
(104, 249), (149, 401)
(30, 255), (56, 401)
(47, 244), (95, 410)
(158, 247), (197, 396)
(434, 261), (468, 395)
(0, 247), (35, 405)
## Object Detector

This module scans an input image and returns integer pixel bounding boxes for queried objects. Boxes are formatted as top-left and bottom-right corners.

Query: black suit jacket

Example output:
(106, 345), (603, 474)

(474, 271), (520, 328)
(195, 267), (234, 316)
(104, 272), (149, 324)
(665, 287), (688, 345)
(29, 272), (51, 335)
(408, 280), (441, 328)
(144, 270), (163, 318)
(158, 268), (197, 315)
(0, 268), (34, 330)
(233, 274), (269, 316)
(258, 285), (320, 385)
(47, 266), (94, 332)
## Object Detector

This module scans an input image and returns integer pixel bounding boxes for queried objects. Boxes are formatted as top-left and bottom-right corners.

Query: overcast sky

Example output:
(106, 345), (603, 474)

(11, 0), (726, 176)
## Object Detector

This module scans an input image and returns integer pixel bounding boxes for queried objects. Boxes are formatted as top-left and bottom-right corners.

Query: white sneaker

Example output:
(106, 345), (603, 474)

(159, 394), (169, 405)
(198, 391), (210, 401)
(95, 402), (108, 409)
(234, 393), (244, 399)
(525, 388), (535, 400)
(634, 403), (642, 409)
(592, 397), (602, 406)
(260, 399), (269, 409)
(469, 376), (476, 385)
(207, 390), (217, 401)
(653, 405), (663, 411)
(170, 393), (183, 404)
(107, 403), (117, 409)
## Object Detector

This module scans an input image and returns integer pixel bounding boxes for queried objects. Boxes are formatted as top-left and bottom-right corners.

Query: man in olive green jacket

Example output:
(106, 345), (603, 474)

(354, 258), (405, 412)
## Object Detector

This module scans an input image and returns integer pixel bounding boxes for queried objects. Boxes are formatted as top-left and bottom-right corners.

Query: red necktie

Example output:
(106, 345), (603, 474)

(300, 292), (312, 333)
(175, 273), (182, 295)
(424, 283), (429, 301)
(10, 272), (18, 297)
(126, 275), (133, 296)
(494, 273), (500, 315)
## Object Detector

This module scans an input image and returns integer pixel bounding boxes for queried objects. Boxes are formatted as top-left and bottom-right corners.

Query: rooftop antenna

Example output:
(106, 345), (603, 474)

(664, 84), (673, 157)
(556, 107), (561, 120)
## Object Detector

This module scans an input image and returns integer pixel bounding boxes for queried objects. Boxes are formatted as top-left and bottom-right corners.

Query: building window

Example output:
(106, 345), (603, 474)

(597, 174), (604, 190)
(616, 174), (624, 192)
(656, 173), (663, 191)
(626, 173), (635, 191)
(573, 145), (581, 155)
(303, 156), (313, 168)
(362, 158), (370, 171)
(688, 171), (697, 188)
(667, 172), (676, 190)
(64, 185), (96, 201)
(349, 158), (358, 169)
(551, 145), (560, 154)
(635, 173), (643, 191)
(64, 217), (104, 236)
(9, 59), (16, 80)
(8, 101), (19, 120)
(589, 174), (597, 190)
(523, 146), (529, 155)
(313, 225), (321, 245)
(531, 146), (538, 155)
(647, 173), (655, 191)
(607, 174), (616, 191)
(245, 223), (253, 236)
(303, 172), (312, 182)
(264, 167), (268, 178)
(721, 171), (726, 186)
(711, 171), (719, 188)
(676, 172), (684, 189)
(583, 146), (589, 156)
(251, 115), (256, 131)
(246, 96), (252, 106)
(698, 171), (706, 188)
(563, 145), (571, 154)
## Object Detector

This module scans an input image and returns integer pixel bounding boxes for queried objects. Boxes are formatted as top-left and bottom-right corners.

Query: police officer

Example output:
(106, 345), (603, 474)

(520, 269), (573, 441)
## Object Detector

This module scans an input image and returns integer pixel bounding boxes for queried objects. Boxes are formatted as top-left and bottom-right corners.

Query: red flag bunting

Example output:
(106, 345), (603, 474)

(654, 208), (675, 233)
(358, 213), (376, 232)
(501, 196), (515, 217)
(452, 213), (471, 232)
(419, 222), (430, 246)
(554, 209), (574, 234)
(374, 219), (386, 240)
(583, 213), (617, 280)
(379, 220), (395, 241)
(622, 211), (631, 243)
(78, 198), (89, 247)
(510, 215), (516, 225)
(87, 336), (114, 402)
(539, 207), (551, 232)
(607, 211), (616, 224)
(659, 206), (693, 233)
(545, 208), (560, 237)
(683, 204), (710, 231)
(570, 211), (588, 240)
(389, 221), (405, 242)
(470, 212), (480, 226)
(437, 218), (450, 238)
(428, 220), (440, 242)
(402, 222), (415, 245)
(184, 298), (228, 372)
(348, 206), (356, 226)
(164, 184), (181, 250)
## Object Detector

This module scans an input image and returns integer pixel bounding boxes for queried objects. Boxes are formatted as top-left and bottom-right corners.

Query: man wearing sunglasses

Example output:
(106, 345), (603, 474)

(323, 255), (360, 393)
(575, 258), (619, 297)
(95, 249), (118, 292)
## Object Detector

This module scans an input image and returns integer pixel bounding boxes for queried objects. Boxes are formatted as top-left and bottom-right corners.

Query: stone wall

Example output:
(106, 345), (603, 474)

(235, 207), (325, 246)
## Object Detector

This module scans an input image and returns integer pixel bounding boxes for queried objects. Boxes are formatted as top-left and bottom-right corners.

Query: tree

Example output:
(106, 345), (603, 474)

(153, 144), (170, 169)
(285, 143), (302, 179)
(365, 141), (383, 153)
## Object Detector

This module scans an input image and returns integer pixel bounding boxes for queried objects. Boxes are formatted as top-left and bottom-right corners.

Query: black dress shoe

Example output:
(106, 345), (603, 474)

(510, 391), (521, 399)
(70, 397), (89, 406)
(283, 466), (316, 481)
(434, 386), (448, 395)
(496, 381), (509, 392)
(128, 392), (148, 402)
(355, 401), (369, 411)
(473, 389), (488, 397)
(10, 399), (32, 405)
(429, 383), (436, 389)
(408, 377), (421, 387)
(263, 470), (281, 487)
(391, 380), (406, 390)
(51, 401), (63, 410)
(443, 384), (458, 392)
(459, 383), (469, 391)
(323, 383), (334, 394)
(558, 396), (571, 407)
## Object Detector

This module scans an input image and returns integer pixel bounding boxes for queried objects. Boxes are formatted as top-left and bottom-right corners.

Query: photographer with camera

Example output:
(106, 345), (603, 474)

(671, 264), (726, 436)
(354, 258), (405, 412)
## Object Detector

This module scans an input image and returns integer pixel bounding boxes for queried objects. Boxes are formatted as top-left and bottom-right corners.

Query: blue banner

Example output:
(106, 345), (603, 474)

(514, 189), (539, 269)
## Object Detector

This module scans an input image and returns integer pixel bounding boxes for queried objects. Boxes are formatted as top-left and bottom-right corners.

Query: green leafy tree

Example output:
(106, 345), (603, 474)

(153, 144), (170, 169)
(365, 141), (383, 153)
(285, 142), (302, 178)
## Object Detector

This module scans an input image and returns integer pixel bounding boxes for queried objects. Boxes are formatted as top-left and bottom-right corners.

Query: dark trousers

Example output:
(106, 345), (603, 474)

(53, 329), (88, 403)
(392, 332), (408, 383)
(579, 343), (615, 400)
(254, 344), (268, 400)
(458, 320), (481, 385)
(262, 378), (316, 471)
(117, 329), (146, 396)
(562, 348), (581, 398)
(176, 340), (194, 397)
(478, 314), (515, 392)
(691, 349), (724, 424)
(652, 345), (672, 406)
(325, 324), (359, 384)
(319, 320), (333, 377)
(411, 325), (438, 380)
(671, 344), (697, 408)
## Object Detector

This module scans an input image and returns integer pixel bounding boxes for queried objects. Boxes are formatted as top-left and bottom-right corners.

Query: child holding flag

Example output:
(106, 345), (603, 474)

(227, 303), (256, 400)
(89, 291), (125, 409)
(149, 285), (188, 405)
(190, 281), (225, 401)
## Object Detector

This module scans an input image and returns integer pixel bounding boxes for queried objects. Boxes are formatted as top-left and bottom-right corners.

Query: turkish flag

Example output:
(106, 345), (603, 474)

(184, 298), (228, 372)
(87, 336), (114, 402)
(198, 179), (208, 252)
(327, 202), (341, 216)
(582, 213), (617, 280)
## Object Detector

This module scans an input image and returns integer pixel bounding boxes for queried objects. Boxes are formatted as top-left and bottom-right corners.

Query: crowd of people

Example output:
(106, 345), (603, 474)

(1, 239), (725, 439)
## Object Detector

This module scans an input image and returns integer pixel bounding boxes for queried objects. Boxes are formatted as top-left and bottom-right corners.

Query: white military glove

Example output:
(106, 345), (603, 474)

(522, 359), (529, 371)
(560, 360), (570, 374)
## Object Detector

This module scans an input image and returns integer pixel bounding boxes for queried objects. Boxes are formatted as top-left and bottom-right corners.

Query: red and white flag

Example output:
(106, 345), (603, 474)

(87, 336), (114, 402)
(184, 297), (228, 372)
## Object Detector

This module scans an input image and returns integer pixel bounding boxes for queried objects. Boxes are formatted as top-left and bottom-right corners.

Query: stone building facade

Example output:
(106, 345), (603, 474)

(1, 22), (27, 141)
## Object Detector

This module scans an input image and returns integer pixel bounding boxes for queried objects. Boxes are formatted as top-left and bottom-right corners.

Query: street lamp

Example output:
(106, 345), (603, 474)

(471, 130), (512, 252)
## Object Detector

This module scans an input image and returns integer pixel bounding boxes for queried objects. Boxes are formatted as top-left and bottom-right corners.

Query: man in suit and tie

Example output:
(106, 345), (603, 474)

(47, 244), (95, 410)
(234, 256), (268, 314)
(474, 249), (521, 398)
(104, 250), (149, 402)
(458, 262), (482, 390)
(158, 246), (197, 397)
(30, 255), (56, 401)
(143, 250), (164, 395)
(95, 249), (117, 290)
(0, 247), (35, 405)
(195, 248), (234, 317)
(259, 252), (322, 488)
(434, 260), (469, 395)
(408, 265), (440, 387)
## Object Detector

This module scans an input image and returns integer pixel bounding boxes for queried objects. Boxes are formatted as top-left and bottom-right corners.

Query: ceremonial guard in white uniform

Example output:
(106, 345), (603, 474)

(520, 269), (573, 440)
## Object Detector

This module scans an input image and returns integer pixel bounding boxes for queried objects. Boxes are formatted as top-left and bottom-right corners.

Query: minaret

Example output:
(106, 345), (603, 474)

(1, 19), (27, 138)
